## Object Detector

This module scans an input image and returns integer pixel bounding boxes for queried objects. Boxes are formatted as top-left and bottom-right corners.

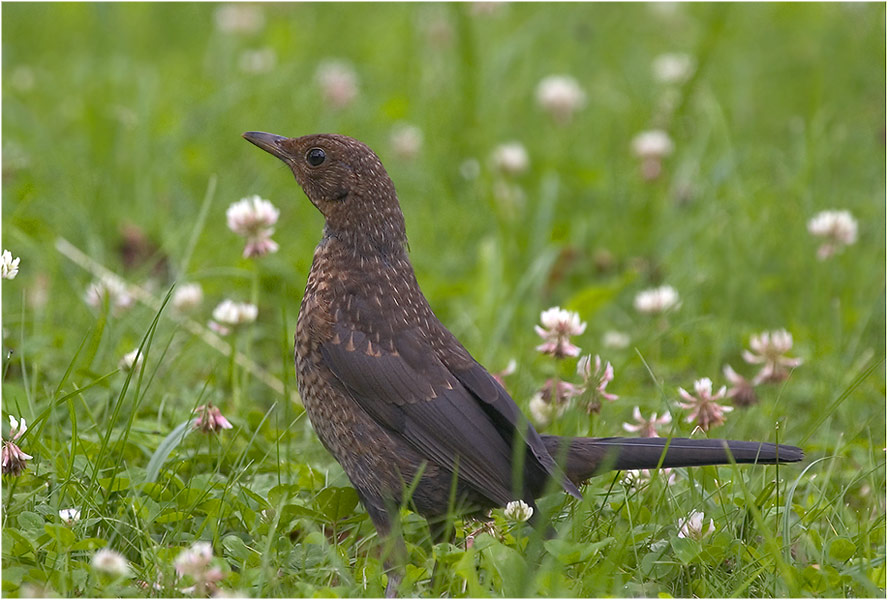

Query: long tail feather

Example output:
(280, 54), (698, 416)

(542, 436), (804, 486)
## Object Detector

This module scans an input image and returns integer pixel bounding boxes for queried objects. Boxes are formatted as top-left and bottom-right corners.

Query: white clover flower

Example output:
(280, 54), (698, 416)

(677, 510), (715, 540)
(633, 285), (680, 315)
(59, 508), (81, 524)
(389, 123), (423, 160)
(535, 74), (587, 123)
(623, 467), (677, 488)
(316, 60), (359, 109)
(119, 349), (143, 373)
(622, 406), (672, 438)
(491, 358), (517, 387)
(490, 142), (530, 176)
(172, 283), (203, 312)
(84, 277), (134, 313)
(212, 300), (258, 328)
(2, 415), (33, 476)
(1, 250), (20, 279)
(652, 53), (696, 85)
(238, 47), (277, 74)
(722, 364), (758, 407)
(602, 330), (631, 349)
(677, 377), (733, 431)
(807, 210), (858, 259)
(528, 392), (562, 428)
(175, 541), (226, 595)
(175, 541), (214, 578)
(504, 499), (534, 523)
(577, 354), (618, 402)
(214, 4), (265, 34)
(226, 195), (280, 258)
(742, 329), (802, 384)
(92, 548), (131, 577)
(534, 307), (587, 358)
(632, 130), (674, 159)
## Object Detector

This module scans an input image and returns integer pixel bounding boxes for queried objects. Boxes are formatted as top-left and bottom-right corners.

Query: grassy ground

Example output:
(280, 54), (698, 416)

(2, 3), (885, 597)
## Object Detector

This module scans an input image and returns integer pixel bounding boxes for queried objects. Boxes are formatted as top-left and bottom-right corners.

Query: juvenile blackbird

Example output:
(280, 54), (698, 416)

(243, 131), (803, 595)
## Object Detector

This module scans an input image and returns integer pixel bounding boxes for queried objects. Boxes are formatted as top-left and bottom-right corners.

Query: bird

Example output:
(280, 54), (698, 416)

(242, 131), (803, 596)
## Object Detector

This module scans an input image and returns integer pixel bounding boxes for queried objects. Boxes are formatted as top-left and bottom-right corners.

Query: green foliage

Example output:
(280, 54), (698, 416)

(2, 3), (885, 597)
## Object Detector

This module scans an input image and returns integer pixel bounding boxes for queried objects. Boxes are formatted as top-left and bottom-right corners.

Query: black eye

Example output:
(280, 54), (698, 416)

(306, 147), (326, 167)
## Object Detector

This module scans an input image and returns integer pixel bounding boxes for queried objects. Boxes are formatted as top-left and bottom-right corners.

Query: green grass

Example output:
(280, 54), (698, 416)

(2, 2), (885, 597)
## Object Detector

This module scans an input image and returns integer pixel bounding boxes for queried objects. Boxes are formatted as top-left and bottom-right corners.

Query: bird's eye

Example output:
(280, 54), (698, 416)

(306, 147), (326, 167)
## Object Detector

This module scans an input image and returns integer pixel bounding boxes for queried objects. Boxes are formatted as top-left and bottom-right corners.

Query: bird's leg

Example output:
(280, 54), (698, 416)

(361, 496), (406, 598)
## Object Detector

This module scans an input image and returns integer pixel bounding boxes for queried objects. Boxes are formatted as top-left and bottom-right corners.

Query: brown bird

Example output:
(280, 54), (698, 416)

(243, 131), (803, 596)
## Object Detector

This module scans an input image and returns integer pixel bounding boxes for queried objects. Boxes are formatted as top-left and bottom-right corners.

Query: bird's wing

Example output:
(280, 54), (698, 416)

(445, 353), (582, 499)
(320, 322), (523, 507)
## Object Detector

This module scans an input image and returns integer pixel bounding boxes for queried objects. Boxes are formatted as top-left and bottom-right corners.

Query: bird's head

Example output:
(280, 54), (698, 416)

(243, 131), (407, 250)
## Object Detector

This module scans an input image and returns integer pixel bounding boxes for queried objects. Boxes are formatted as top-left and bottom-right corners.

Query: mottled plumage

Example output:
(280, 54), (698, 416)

(243, 131), (803, 596)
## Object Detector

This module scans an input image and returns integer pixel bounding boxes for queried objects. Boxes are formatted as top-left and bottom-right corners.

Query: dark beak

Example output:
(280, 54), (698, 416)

(242, 131), (290, 160)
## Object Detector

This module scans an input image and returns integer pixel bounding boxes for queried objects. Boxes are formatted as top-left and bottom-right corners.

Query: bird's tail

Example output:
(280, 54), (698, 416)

(542, 435), (804, 486)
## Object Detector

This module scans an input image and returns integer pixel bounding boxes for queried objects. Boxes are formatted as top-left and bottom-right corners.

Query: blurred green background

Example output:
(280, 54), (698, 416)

(2, 2), (885, 597)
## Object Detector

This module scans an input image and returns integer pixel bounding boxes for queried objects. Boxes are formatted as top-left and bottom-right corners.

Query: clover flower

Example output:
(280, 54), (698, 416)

(490, 142), (530, 176)
(2, 416), (33, 476)
(172, 283), (203, 312)
(1, 250), (20, 279)
(723, 364), (758, 407)
(491, 358), (517, 388)
(535, 306), (586, 358)
(85, 277), (134, 313)
(528, 378), (582, 427)
(119, 348), (143, 373)
(631, 130), (674, 180)
(193, 404), (233, 434)
(677, 510), (715, 540)
(214, 4), (265, 34)
(226, 195), (280, 258)
(175, 541), (225, 595)
(211, 299), (258, 329)
(677, 377), (733, 431)
(623, 467), (676, 488)
(577, 354), (618, 413)
(807, 209), (858, 259)
(602, 330), (631, 349)
(504, 499), (534, 523)
(316, 60), (359, 109)
(390, 123), (423, 160)
(528, 392), (561, 428)
(741, 329), (802, 384)
(634, 285), (680, 315)
(652, 52), (696, 85)
(622, 406), (672, 438)
(92, 548), (131, 577)
(535, 75), (587, 124)
(238, 47), (276, 74)
(59, 508), (81, 525)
